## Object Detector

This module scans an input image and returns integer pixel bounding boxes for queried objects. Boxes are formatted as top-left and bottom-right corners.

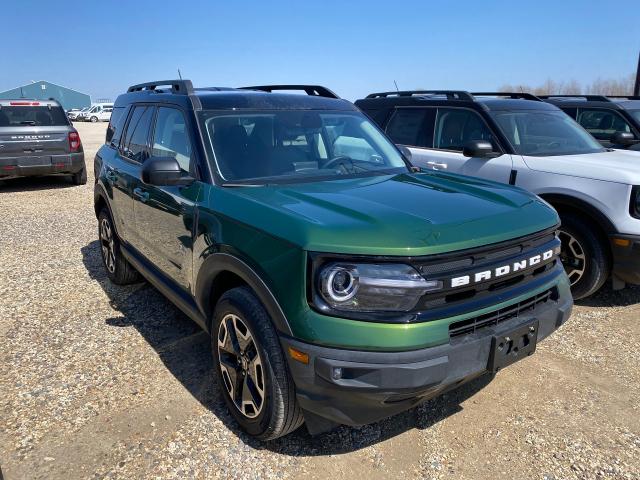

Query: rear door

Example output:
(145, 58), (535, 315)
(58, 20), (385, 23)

(0, 101), (72, 172)
(132, 105), (201, 290)
(105, 104), (154, 243)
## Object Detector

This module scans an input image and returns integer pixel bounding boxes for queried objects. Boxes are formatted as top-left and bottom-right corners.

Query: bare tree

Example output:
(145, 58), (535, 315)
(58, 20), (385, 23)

(499, 74), (633, 95)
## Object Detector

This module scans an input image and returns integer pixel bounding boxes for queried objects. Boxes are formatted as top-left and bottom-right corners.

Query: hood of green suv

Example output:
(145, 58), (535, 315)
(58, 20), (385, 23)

(211, 172), (559, 256)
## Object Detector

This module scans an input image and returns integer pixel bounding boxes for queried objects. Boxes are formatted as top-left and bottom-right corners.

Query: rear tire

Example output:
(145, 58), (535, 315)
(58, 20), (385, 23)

(558, 213), (610, 300)
(90, 116), (98, 123)
(212, 287), (304, 440)
(98, 209), (140, 285)
(71, 167), (87, 185)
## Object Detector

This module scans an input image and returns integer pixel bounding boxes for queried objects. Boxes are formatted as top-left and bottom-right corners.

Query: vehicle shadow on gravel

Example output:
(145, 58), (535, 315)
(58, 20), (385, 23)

(0, 176), (77, 193)
(575, 283), (640, 308)
(81, 239), (494, 455)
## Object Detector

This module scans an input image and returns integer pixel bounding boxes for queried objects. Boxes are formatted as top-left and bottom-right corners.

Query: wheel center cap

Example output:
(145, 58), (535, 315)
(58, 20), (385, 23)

(240, 355), (248, 371)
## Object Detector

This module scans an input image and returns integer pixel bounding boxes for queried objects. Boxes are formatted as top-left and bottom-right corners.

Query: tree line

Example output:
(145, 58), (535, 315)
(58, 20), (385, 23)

(498, 73), (636, 96)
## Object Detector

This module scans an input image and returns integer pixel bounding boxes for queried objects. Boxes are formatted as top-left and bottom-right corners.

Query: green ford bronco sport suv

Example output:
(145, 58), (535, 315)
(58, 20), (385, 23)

(94, 80), (572, 439)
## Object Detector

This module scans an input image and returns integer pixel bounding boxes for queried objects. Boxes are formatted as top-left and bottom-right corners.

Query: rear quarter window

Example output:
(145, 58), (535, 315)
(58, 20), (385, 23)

(0, 106), (68, 127)
(106, 106), (130, 147)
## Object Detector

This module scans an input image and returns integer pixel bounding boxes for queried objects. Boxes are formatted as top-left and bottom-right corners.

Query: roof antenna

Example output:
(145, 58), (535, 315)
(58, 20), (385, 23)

(177, 68), (183, 80)
(394, 80), (400, 92)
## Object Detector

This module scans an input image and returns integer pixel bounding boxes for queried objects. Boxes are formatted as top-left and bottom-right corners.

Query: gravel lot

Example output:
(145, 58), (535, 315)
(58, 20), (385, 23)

(1, 122), (639, 479)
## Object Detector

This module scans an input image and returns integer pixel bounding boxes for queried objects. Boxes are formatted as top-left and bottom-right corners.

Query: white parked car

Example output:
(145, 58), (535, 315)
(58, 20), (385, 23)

(78, 103), (113, 122)
(87, 107), (112, 123)
(356, 90), (640, 299)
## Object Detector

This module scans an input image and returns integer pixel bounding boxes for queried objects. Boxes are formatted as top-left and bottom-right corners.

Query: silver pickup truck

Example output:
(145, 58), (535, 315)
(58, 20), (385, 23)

(0, 99), (86, 185)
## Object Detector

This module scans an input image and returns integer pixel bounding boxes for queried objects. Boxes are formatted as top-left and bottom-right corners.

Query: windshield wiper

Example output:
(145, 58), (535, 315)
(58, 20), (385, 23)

(20, 121), (36, 126)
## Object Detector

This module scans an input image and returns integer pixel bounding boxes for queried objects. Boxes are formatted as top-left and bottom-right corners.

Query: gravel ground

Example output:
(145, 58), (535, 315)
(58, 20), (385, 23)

(1, 122), (639, 479)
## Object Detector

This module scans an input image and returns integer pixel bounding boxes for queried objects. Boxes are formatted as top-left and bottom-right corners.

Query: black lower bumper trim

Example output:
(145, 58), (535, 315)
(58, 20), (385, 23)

(610, 234), (640, 285)
(281, 292), (572, 432)
(0, 153), (85, 179)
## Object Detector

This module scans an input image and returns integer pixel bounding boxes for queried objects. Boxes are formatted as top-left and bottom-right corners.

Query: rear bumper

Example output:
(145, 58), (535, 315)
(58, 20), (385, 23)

(610, 234), (640, 285)
(281, 286), (572, 433)
(0, 152), (85, 179)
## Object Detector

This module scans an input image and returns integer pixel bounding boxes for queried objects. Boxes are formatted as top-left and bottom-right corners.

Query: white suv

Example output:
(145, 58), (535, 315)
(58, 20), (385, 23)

(355, 90), (640, 299)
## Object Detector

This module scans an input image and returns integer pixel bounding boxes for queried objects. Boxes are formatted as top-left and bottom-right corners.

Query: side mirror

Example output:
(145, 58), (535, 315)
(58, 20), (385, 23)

(611, 131), (638, 145)
(463, 140), (499, 158)
(141, 156), (194, 186)
(399, 145), (412, 162)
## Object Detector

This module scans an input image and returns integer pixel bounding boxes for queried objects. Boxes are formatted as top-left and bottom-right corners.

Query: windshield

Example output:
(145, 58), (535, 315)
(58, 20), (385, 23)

(630, 110), (640, 124)
(491, 110), (605, 156)
(200, 110), (408, 184)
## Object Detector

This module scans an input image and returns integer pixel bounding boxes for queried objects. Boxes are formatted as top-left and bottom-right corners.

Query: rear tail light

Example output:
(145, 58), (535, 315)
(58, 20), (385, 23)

(69, 132), (81, 152)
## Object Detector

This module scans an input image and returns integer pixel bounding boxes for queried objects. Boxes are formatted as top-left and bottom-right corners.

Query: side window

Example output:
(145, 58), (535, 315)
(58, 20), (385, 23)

(152, 107), (193, 173)
(434, 108), (495, 151)
(106, 106), (128, 146)
(122, 106), (154, 163)
(386, 108), (435, 147)
(577, 108), (634, 140)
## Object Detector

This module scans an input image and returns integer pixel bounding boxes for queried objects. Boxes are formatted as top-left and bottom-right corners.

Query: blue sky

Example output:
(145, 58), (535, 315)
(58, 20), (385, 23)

(3, 0), (639, 101)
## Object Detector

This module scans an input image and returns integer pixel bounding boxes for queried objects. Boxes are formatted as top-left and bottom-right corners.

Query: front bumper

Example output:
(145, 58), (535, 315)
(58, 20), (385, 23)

(610, 234), (640, 285)
(0, 152), (85, 179)
(281, 283), (572, 433)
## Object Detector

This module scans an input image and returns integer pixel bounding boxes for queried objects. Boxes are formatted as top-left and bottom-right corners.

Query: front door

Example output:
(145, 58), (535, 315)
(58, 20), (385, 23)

(386, 106), (514, 183)
(132, 106), (201, 291)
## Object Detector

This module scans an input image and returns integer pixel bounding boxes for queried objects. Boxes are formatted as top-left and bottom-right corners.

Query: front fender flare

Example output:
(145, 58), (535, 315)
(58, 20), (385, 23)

(195, 253), (293, 336)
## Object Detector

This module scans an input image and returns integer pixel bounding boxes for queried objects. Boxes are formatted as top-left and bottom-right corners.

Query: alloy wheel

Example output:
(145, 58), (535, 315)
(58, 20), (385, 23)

(217, 314), (265, 418)
(558, 230), (586, 286)
(100, 218), (116, 274)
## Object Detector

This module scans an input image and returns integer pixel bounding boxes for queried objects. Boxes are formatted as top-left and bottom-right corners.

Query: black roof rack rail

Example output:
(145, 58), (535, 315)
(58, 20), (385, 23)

(537, 94), (611, 102)
(127, 80), (194, 95)
(365, 90), (474, 101)
(472, 92), (542, 101)
(238, 85), (339, 99)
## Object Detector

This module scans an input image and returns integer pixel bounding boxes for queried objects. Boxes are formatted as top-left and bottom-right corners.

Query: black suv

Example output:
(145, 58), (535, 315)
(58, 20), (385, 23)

(0, 99), (86, 184)
(540, 95), (640, 150)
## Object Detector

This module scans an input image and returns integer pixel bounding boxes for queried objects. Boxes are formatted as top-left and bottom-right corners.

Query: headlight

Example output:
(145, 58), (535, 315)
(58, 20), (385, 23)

(317, 263), (442, 312)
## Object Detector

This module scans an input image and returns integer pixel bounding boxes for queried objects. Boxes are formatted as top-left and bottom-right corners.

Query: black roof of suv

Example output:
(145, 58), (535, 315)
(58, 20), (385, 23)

(540, 95), (640, 150)
(114, 80), (354, 112)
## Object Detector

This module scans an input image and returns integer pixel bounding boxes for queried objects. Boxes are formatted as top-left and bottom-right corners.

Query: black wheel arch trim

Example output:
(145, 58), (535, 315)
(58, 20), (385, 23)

(538, 193), (616, 234)
(195, 252), (293, 336)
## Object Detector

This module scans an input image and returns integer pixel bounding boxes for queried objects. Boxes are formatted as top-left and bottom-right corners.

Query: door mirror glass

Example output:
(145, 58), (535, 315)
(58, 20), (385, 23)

(141, 156), (194, 186)
(611, 131), (637, 145)
(463, 140), (498, 158)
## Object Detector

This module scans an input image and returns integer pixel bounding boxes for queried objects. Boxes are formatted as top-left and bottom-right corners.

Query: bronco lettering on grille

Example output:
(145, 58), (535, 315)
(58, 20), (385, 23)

(450, 249), (554, 288)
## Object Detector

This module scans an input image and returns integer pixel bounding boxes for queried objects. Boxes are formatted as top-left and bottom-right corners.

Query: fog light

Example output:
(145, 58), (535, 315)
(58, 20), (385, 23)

(332, 367), (343, 380)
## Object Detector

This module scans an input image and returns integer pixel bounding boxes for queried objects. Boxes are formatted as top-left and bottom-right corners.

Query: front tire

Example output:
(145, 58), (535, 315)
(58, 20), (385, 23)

(90, 116), (98, 123)
(558, 213), (610, 299)
(212, 287), (303, 440)
(98, 209), (140, 285)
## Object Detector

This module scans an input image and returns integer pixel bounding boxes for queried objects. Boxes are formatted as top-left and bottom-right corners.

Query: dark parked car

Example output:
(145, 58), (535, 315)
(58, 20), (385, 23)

(540, 95), (640, 150)
(94, 80), (571, 439)
(0, 99), (86, 184)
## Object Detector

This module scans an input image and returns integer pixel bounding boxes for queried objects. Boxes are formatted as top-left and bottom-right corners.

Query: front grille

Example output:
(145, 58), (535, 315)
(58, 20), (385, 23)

(448, 287), (557, 338)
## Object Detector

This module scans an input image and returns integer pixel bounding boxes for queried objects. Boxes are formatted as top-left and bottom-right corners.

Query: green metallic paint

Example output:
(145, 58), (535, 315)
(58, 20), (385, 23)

(294, 272), (570, 351)
(202, 171), (558, 257)
(190, 171), (563, 350)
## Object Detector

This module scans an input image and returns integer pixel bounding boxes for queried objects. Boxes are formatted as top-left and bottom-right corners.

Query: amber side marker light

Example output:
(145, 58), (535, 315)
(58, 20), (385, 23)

(613, 238), (631, 247)
(288, 347), (309, 364)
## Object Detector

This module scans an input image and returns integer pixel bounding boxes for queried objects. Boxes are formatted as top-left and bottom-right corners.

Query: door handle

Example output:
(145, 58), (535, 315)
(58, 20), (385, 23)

(426, 161), (448, 169)
(133, 187), (150, 202)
